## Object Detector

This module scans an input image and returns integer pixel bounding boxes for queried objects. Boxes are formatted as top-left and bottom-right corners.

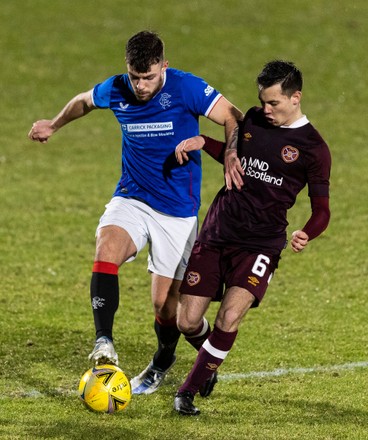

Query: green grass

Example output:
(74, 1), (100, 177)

(1, 0), (368, 439)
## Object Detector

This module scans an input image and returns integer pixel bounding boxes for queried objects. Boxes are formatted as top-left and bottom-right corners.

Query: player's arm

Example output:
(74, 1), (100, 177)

(202, 136), (226, 163)
(175, 135), (225, 165)
(291, 196), (330, 253)
(175, 97), (245, 186)
(206, 97), (244, 190)
(28, 90), (96, 143)
(175, 96), (242, 164)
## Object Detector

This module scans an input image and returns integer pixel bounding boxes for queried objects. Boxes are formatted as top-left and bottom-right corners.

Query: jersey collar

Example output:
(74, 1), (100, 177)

(281, 115), (309, 128)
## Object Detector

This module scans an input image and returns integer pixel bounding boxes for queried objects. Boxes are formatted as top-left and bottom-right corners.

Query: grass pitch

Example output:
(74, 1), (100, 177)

(1, 1), (367, 439)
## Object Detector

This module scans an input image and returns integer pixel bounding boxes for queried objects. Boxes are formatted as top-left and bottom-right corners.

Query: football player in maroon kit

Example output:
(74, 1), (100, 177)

(173, 60), (331, 415)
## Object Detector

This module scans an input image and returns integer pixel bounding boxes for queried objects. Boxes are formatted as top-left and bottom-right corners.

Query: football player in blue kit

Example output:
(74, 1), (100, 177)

(28, 30), (242, 395)
(173, 60), (331, 415)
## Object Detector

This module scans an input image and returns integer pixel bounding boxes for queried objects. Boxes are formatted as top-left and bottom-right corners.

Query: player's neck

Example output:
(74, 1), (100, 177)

(284, 108), (303, 127)
(281, 114), (308, 129)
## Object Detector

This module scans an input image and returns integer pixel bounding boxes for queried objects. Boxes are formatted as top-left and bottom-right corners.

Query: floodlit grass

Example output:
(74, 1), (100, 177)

(1, 1), (368, 439)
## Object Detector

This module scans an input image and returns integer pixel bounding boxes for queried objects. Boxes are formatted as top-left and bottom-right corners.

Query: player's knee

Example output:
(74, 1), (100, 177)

(177, 321), (192, 334)
(95, 225), (136, 264)
(153, 303), (168, 319)
(215, 309), (242, 332)
(153, 300), (177, 321)
(177, 316), (199, 335)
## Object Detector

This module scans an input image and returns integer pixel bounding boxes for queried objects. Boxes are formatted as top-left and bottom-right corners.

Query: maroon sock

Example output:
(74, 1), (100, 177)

(178, 325), (238, 395)
(183, 318), (211, 351)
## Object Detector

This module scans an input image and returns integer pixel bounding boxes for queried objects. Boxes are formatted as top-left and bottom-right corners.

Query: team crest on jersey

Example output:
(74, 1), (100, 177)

(281, 145), (299, 163)
(159, 93), (171, 109)
(186, 271), (201, 286)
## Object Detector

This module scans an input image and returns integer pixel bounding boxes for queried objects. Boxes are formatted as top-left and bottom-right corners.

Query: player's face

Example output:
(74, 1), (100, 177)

(127, 61), (168, 102)
(258, 84), (302, 127)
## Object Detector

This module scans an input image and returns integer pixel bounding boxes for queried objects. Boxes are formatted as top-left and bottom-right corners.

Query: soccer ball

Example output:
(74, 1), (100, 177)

(78, 364), (131, 413)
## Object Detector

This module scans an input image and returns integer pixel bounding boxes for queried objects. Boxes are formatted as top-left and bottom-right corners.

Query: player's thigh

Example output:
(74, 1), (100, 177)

(95, 225), (137, 266)
(215, 286), (255, 332)
(150, 275), (182, 319)
(177, 293), (212, 333)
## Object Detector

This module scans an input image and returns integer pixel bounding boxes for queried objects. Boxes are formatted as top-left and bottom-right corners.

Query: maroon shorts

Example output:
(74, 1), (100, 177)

(180, 242), (280, 307)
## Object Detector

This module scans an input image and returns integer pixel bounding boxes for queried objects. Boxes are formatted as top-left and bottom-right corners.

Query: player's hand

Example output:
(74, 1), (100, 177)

(28, 119), (55, 143)
(224, 149), (244, 190)
(291, 230), (309, 253)
(175, 136), (205, 165)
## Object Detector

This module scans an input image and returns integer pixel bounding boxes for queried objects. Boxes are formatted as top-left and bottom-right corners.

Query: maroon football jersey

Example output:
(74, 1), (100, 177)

(199, 107), (331, 254)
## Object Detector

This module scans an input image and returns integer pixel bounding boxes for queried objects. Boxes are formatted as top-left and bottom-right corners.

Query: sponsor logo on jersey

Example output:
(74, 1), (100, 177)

(122, 122), (174, 132)
(159, 93), (171, 109)
(281, 145), (299, 163)
(186, 271), (201, 286)
(119, 102), (129, 111)
(204, 85), (214, 97)
(240, 156), (283, 186)
(247, 276), (260, 287)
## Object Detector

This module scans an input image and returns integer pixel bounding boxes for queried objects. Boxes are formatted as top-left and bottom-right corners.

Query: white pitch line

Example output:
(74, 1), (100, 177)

(220, 361), (368, 381)
(4, 361), (368, 399)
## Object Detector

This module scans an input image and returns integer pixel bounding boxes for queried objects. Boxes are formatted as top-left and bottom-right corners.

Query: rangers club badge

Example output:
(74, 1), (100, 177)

(186, 271), (201, 286)
(281, 145), (299, 163)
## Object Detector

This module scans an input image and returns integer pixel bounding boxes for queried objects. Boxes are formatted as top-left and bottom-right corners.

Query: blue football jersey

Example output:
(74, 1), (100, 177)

(92, 68), (222, 217)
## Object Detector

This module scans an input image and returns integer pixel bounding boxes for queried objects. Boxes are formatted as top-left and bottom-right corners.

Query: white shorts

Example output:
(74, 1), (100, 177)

(96, 197), (198, 280)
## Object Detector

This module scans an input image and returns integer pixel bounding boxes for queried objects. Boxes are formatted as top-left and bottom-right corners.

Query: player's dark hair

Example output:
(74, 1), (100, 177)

(125, 30), (164, 73)
(257, 60), (303, 96)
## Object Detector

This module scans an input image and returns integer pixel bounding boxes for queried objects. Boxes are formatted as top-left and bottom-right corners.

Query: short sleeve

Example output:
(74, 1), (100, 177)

(180, 73), (222, 117)
(92, 76), (117, 109)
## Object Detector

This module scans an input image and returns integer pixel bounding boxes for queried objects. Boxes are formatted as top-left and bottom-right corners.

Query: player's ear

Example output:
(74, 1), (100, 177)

(162, 60), (169, 71)
(291, 90), (302, 105)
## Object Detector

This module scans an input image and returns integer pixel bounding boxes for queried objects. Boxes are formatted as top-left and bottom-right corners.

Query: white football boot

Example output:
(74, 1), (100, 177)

(130, 356), (176, 394)
(88, 336), (119, 366)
